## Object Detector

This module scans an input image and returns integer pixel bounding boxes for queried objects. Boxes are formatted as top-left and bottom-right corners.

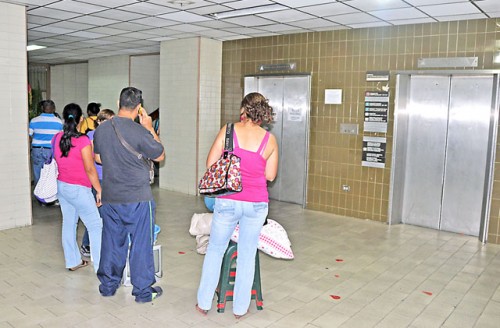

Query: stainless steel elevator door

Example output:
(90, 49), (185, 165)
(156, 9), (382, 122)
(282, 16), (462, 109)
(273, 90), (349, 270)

(244, 75), (311, 206)
(440, 76), (494, 235)
(402, 75), (450, 229)
(402, 75), (494, 236)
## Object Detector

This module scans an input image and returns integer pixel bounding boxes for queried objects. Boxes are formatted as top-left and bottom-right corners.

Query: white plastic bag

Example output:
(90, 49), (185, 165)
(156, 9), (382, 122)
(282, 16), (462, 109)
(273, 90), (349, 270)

(34, 158), (58, 203)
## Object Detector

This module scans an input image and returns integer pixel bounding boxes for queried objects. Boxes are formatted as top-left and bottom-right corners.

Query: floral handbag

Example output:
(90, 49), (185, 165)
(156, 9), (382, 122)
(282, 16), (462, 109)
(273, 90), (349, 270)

(199, 123), (242, 197)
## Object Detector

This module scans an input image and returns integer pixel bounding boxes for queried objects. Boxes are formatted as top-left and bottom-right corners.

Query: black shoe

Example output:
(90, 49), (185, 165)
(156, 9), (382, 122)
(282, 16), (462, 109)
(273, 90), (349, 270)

(136, 286), (163, 303)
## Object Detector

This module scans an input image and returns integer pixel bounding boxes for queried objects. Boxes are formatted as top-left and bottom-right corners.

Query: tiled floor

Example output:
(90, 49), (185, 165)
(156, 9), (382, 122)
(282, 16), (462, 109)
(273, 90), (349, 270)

(1, 186), (500, 328)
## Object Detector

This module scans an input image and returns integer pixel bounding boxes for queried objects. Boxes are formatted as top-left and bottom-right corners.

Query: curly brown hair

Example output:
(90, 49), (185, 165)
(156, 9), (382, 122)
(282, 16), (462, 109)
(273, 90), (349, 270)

(241, 92), (274, 124)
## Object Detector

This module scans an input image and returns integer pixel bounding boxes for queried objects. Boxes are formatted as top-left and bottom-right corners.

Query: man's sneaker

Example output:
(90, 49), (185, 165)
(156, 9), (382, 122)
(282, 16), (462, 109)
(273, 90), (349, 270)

(80, 245), (91, 258)
(136, 286), (163, 303)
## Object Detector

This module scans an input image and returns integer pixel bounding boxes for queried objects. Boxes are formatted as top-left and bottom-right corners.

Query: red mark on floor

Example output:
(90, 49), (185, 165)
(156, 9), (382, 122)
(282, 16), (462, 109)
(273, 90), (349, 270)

(422, 291), (433, 296)
(178, 251), (186, 254)
(335, 259), (344, 262)
(330, 295), (341, 300)
(334, 274), (340, 278)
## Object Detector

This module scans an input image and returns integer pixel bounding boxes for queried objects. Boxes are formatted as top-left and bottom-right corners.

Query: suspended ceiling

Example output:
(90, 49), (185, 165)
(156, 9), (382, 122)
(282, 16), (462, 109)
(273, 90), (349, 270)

(2, 0), (499, 64)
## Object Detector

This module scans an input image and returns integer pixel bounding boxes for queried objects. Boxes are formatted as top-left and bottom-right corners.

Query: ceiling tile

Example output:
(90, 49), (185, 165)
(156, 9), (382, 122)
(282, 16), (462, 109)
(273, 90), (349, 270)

(93, 9), (148, 21)
(389, 17), (436, 25)
(72, 0), (136, 7)
(348, 0), (410, 11)
(68, 15), (120, 26)
(300, 2), (359, 17)
(257, 23), (299, 32)
(148, 0), (212, 9)
(106, 22), (154, 32)
(272, 0), (332, 8)
(119, 2), (178, 16)
(47, 0), (108, 14)
(435, 13), (487, 21)
(289, 18), (339, 29)
(31, 26), (77, 34)
(327, 12), (379, 25)
(194, 20), (240, 29)
(49, 21), (96, 30)
(370, 7), (429, 21)
(223, 16), (276, 27)
(168, 24), (211, 32)
(68, 31), (108, 39)
(225, 0), (274, 10)
(27, 15), (58, 25)
(188, 4), (232, 16)
(140, 28), (177, 36)
(475, 0), (500, 13)
(258, 9), (315, 23)
(157, 11), (211, 22)
(129, 17), (179, 28)
(148, 36), (176, 42)
(405, 0), (467, 5)
(85, 26), (129, 36)
(418, 2), (481, 17)
(28, 7), (82, 20)
(348, 21), (391, 29)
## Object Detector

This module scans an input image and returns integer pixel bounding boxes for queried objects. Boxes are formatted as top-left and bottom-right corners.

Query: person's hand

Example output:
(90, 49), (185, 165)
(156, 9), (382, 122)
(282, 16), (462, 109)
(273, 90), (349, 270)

(96, 192), (102, 207)
(138, 106), (153, 131)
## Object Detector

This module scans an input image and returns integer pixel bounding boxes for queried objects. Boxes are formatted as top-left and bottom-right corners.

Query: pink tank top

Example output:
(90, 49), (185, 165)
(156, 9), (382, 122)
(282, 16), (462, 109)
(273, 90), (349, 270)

(220, 130), (270, 203)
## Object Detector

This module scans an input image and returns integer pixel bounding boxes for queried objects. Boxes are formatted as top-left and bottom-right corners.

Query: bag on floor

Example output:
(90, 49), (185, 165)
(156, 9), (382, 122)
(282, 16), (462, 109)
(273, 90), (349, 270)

(34, 157), (58, 203)
(231, 219), (294, 260)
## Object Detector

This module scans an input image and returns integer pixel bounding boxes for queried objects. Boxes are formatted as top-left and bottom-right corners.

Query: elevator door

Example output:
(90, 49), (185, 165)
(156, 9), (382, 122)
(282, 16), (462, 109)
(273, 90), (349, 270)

(244, 75), (311, 206)
(401, 75), (494, 236)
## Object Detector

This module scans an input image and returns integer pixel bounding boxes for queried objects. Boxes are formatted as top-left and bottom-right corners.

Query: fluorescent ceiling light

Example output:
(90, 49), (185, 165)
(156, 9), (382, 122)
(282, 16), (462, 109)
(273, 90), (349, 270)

(210, 4), (286, 19)
(27, 44), (47, 51)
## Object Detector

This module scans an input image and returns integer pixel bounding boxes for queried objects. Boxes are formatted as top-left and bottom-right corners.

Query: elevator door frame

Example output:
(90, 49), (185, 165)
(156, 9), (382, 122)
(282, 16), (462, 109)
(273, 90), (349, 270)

(389, 70), (500, 243)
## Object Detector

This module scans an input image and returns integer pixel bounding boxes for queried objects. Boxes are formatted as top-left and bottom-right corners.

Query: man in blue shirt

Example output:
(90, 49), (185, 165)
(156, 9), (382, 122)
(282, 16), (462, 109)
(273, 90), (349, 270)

(29, 100), (63, 188)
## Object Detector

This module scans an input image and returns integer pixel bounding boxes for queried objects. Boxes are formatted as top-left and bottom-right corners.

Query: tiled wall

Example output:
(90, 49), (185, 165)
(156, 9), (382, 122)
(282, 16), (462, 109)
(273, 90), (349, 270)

(198, 38), (222, 182)
(0, 3), (31, 230)
(50, 63), (88, 112)
(159, 38), (222, 194)
(88, 55), (129, 110)
(221, 18), (500, 242)
(130, 54), (160, 114)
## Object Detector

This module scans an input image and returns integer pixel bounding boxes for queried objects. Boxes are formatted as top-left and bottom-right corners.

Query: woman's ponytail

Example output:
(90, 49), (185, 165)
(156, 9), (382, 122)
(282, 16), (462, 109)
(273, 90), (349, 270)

(59, 103), (83, 157)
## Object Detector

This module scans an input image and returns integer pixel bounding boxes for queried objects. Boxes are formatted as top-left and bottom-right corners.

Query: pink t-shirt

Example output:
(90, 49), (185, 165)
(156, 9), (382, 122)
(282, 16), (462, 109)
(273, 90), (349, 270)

(53, 132), (92, 188)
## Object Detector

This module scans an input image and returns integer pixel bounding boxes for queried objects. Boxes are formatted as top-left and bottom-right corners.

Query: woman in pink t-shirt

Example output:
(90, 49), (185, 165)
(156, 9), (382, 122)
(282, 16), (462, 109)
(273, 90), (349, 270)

(53, 103), (102, 273)
(197, 93), (279, 318)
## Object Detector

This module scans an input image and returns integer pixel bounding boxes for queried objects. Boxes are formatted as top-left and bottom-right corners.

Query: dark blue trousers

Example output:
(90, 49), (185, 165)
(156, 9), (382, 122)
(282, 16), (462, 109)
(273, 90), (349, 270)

(97, 201), (156, 302)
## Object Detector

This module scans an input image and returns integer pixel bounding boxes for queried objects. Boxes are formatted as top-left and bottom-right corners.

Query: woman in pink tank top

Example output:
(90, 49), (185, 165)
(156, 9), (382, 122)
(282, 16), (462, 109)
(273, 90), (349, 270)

(197, 93), (279, 318)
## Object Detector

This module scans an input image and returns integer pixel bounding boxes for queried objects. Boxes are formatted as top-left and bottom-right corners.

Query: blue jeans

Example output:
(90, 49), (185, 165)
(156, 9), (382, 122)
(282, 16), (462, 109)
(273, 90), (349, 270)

(81, 180), (103, 248)
(31, 147), (53, 185)
(197, 198), (268, 315)
(57, 181), (102, 272)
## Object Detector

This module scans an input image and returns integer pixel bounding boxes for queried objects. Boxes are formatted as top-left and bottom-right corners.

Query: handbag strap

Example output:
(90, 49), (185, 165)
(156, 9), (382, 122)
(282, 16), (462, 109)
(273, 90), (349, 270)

(111, 119), (151, 167)
(224, 123), (234, 153)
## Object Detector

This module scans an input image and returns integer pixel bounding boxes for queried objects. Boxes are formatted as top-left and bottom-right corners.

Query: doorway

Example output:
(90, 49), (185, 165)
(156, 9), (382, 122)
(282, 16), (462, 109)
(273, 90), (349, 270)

(244, 74), (311, 207)
(389, 72), (500, 241)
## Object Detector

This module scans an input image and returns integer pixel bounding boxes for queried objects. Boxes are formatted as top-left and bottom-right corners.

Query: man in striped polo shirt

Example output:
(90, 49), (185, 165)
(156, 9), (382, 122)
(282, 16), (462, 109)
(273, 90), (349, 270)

(29, 100), (63, 189)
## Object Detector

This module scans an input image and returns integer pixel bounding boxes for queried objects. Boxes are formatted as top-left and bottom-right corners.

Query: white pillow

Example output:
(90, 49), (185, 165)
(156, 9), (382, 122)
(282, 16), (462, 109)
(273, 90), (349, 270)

(231, 219), (294, 260)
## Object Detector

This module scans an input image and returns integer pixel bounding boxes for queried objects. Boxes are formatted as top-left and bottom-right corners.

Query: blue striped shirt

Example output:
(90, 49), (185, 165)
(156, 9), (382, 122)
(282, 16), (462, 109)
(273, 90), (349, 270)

(29, 113), (63, 148)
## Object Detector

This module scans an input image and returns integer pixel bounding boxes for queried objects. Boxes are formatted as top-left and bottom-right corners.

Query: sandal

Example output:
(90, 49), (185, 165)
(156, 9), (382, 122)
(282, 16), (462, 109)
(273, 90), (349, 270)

(68, 260), (89, 271)
(195, 304), (208, 316)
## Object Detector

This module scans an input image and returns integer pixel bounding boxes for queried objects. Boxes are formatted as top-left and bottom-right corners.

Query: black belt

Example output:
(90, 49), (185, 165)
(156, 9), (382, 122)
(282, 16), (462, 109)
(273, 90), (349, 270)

(32, 146), (51, 149)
